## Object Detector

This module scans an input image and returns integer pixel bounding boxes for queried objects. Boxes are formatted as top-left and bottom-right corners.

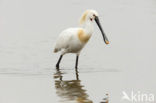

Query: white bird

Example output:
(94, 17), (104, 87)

(54, 9), (109, 68)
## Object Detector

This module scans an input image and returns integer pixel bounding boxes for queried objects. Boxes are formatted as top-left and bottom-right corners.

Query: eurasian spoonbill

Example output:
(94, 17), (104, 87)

(54, 10), (109, 68)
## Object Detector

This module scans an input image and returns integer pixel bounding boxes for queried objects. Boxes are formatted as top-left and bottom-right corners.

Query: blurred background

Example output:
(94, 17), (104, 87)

(0, 0), (156, 103)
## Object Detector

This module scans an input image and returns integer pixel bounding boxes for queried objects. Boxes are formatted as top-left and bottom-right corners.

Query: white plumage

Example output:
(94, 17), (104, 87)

(54, 28), (85, 55)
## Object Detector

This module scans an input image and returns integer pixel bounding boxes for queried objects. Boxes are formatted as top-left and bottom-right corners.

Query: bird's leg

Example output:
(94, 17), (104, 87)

(56, 55), (63, 68)
(75, 55), (79, 69)
(75, 67), (79, 80)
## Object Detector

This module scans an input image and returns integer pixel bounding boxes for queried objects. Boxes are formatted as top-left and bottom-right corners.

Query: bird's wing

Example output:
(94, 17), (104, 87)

(54, 28), (78, 52)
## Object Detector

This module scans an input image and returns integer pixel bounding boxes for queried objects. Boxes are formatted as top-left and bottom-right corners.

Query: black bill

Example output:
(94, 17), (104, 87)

(95, 16), (109, 44)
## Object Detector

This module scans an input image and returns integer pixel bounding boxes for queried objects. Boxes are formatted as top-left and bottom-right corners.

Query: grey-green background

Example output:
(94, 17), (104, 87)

(0, 0), (156, 103)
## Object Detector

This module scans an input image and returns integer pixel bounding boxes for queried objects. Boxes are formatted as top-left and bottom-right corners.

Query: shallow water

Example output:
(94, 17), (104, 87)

(0, 0), (156, 103)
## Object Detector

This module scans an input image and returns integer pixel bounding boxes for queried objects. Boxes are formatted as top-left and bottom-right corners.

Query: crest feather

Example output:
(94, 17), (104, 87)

(80, 10), (89, 24)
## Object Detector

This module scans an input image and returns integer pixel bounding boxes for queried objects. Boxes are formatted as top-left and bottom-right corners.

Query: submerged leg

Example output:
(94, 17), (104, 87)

(75, 55), (79, 68)
(56, 55), (63, 68)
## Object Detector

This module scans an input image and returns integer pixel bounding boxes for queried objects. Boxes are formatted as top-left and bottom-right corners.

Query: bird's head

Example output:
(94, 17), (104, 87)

(80, 10), (109, 45)
(80, 10), (98, 24)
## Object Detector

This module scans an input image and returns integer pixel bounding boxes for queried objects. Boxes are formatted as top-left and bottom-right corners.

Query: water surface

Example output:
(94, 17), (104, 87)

(0, 0), (156, 103)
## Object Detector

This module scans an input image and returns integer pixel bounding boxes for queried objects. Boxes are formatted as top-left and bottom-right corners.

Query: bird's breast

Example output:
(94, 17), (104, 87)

(77, 29), (91, 43)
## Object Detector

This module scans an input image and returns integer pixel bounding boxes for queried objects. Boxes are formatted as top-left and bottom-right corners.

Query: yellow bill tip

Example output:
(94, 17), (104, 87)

(105, 40), (109, 44)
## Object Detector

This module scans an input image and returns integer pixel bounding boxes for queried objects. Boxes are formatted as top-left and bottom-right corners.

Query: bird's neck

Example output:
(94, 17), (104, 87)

(80, 21), (94, 35)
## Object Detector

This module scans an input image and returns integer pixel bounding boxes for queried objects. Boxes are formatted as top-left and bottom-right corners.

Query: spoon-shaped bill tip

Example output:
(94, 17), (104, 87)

(105, 40), (109, 44)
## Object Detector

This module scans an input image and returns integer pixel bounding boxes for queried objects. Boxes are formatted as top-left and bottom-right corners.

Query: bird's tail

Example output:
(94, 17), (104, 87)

(53, 48), (61, 53)
(54, 48), (58, 53)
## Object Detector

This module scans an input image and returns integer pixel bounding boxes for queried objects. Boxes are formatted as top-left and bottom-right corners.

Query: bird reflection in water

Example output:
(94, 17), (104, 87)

(53, 68), (93, 103)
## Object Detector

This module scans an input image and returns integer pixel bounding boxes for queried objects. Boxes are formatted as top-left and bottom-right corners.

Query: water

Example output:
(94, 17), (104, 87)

(0, 0), (156, 103)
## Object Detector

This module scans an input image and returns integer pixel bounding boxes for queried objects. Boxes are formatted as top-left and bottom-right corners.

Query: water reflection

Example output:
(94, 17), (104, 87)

(53, 68), (93, 103)
(100, 94), (109, 103)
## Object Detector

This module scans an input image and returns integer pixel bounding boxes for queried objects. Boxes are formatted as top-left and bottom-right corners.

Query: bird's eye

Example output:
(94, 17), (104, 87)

(93, 14), (96, 17)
